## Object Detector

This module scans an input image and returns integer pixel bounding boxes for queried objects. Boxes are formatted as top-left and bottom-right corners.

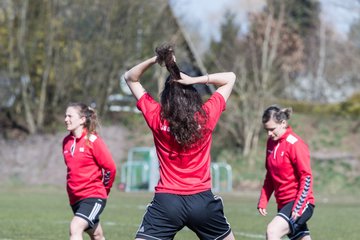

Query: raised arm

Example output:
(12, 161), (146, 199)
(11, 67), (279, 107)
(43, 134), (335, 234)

(177, 72), (236, 102)
(123, 56), (157, 100)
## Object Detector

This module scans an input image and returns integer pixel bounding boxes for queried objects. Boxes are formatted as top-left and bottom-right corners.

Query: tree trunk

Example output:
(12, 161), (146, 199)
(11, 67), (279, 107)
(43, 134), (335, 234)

(315, 17), (326, 101)
(37, 0), (55, 130)
(5, 0), (15, 77)
(17, 0), (36, 134)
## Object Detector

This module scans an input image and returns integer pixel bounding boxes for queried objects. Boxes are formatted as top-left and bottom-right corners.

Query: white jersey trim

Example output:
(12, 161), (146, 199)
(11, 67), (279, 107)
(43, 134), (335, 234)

(286, 134), (298, 144)
(89, 134), (97, 142)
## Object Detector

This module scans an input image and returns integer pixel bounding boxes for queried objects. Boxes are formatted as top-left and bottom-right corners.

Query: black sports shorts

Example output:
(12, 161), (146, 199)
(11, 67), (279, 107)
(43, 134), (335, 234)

(277, 200), (315, 240)
(135, 190), (232, 240)
(71, 198), (106, 229)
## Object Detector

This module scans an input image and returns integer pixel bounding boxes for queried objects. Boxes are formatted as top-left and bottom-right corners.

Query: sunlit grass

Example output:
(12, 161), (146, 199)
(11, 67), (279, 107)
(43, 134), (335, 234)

(0, 186), (359, 239)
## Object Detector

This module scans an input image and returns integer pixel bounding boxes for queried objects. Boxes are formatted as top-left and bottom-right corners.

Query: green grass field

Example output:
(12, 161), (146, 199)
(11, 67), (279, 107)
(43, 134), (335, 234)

(0, 186), (359, 239)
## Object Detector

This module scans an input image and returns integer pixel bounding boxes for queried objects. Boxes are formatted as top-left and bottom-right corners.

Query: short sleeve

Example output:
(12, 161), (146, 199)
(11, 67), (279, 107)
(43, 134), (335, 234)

(202, 92), (226, 131)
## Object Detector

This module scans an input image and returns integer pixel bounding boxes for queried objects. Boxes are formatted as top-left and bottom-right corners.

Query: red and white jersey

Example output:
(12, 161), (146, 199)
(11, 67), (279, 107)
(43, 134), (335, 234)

(137, 92), (226, 195)
(63, 130), (116, 205)
(258, 127), (315, 216)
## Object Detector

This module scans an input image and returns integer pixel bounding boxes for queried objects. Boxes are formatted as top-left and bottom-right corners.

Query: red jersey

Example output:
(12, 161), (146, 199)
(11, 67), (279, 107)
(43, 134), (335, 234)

(137, 92), (226, 195)
(63, 130), (116, 205)
(258, 127), (315, 216)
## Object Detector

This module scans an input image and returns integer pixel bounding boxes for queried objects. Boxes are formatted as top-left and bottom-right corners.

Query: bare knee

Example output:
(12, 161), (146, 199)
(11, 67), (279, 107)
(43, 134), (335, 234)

(69, 227), (83, 239)
(89, 231), (104, 240)
(69, 216), (90, 240)
(87, 223), (104, 240)
(266, 227), (276, 240)
(70, 221), (85, 238)
(265, 216), (289, 240)
(266, 223), (282, 240)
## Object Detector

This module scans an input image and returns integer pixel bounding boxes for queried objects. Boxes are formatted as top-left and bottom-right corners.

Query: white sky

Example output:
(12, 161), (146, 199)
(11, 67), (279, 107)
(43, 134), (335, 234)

(320, 0), (360, 36)
(170, 0), (360, 42)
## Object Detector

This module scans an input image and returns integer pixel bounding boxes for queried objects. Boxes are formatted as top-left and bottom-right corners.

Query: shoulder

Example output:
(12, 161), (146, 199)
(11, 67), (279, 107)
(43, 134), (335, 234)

(286, 134), (299, 145)
(86, 133), (107, 150)
(284, 128), (305, 145)
(285, 132), (308, 152)
(137, 93), (161, 119)
(88, 134), (98, 143)
(204, 92), (226, 111)
(137, 93), (159, 109)
(137, 93), (156, 105)
(209, 92), (225, 103)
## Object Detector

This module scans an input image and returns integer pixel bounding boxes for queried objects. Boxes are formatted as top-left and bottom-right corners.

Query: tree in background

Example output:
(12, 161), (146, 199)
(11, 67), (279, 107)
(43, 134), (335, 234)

(296, 2), (360, 103)
(0, 0), (358, 149)
(0, 0), (199, 138)
(349, 19), (360, 48)
(323, 15), (360, 131)
(205, 0), (359, 164)
(206, 3), (304, 165)
(267, 0), (325, 101)
(0, 0), (53, 134)
(344, 17), (360, 92)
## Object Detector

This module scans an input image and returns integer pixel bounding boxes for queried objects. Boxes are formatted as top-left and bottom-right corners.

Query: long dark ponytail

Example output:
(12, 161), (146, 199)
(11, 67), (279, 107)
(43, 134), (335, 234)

(156, 44), (207, 148)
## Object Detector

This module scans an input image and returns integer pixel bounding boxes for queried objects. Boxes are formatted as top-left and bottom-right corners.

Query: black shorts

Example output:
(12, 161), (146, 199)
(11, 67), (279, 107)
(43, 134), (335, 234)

(277, 201), (315, 240)
(71, 198), (107, 229)
(135, 190), (232, 240)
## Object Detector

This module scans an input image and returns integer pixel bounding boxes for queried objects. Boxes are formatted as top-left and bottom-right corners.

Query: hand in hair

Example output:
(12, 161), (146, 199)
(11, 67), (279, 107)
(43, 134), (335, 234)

(174, 72), (194, 85)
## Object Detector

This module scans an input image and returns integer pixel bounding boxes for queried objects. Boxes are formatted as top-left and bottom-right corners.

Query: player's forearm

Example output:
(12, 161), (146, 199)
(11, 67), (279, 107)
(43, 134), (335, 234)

(124, 56), (157, 82)
(206, 72), (236, 86)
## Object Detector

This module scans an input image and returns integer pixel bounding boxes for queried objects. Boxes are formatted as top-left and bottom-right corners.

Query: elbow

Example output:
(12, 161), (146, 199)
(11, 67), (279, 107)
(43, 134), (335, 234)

(123, 71), (130, 81)
(124, 71), (137, 83)
(228, 72), (236, 85)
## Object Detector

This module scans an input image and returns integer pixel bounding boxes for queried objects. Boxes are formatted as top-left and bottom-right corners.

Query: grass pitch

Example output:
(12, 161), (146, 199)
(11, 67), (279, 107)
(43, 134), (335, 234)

(0, 186), (358, 239)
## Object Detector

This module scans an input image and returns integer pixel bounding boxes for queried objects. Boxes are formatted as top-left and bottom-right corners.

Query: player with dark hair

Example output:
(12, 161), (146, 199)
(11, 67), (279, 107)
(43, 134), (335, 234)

(258, 105), (315, 240)
(63, 102), (116, 240)
(124, 44), (236, 240)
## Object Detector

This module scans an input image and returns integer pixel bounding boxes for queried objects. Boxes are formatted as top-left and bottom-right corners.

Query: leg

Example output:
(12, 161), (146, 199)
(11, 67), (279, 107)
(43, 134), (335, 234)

(86, 222), (105, 240)
(70, 198), (107, 240)
(223, 231), (235, 240)
(300, 236), (311, 240)
(266, 216), (290, 240)
(69, 216), (89, 240)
